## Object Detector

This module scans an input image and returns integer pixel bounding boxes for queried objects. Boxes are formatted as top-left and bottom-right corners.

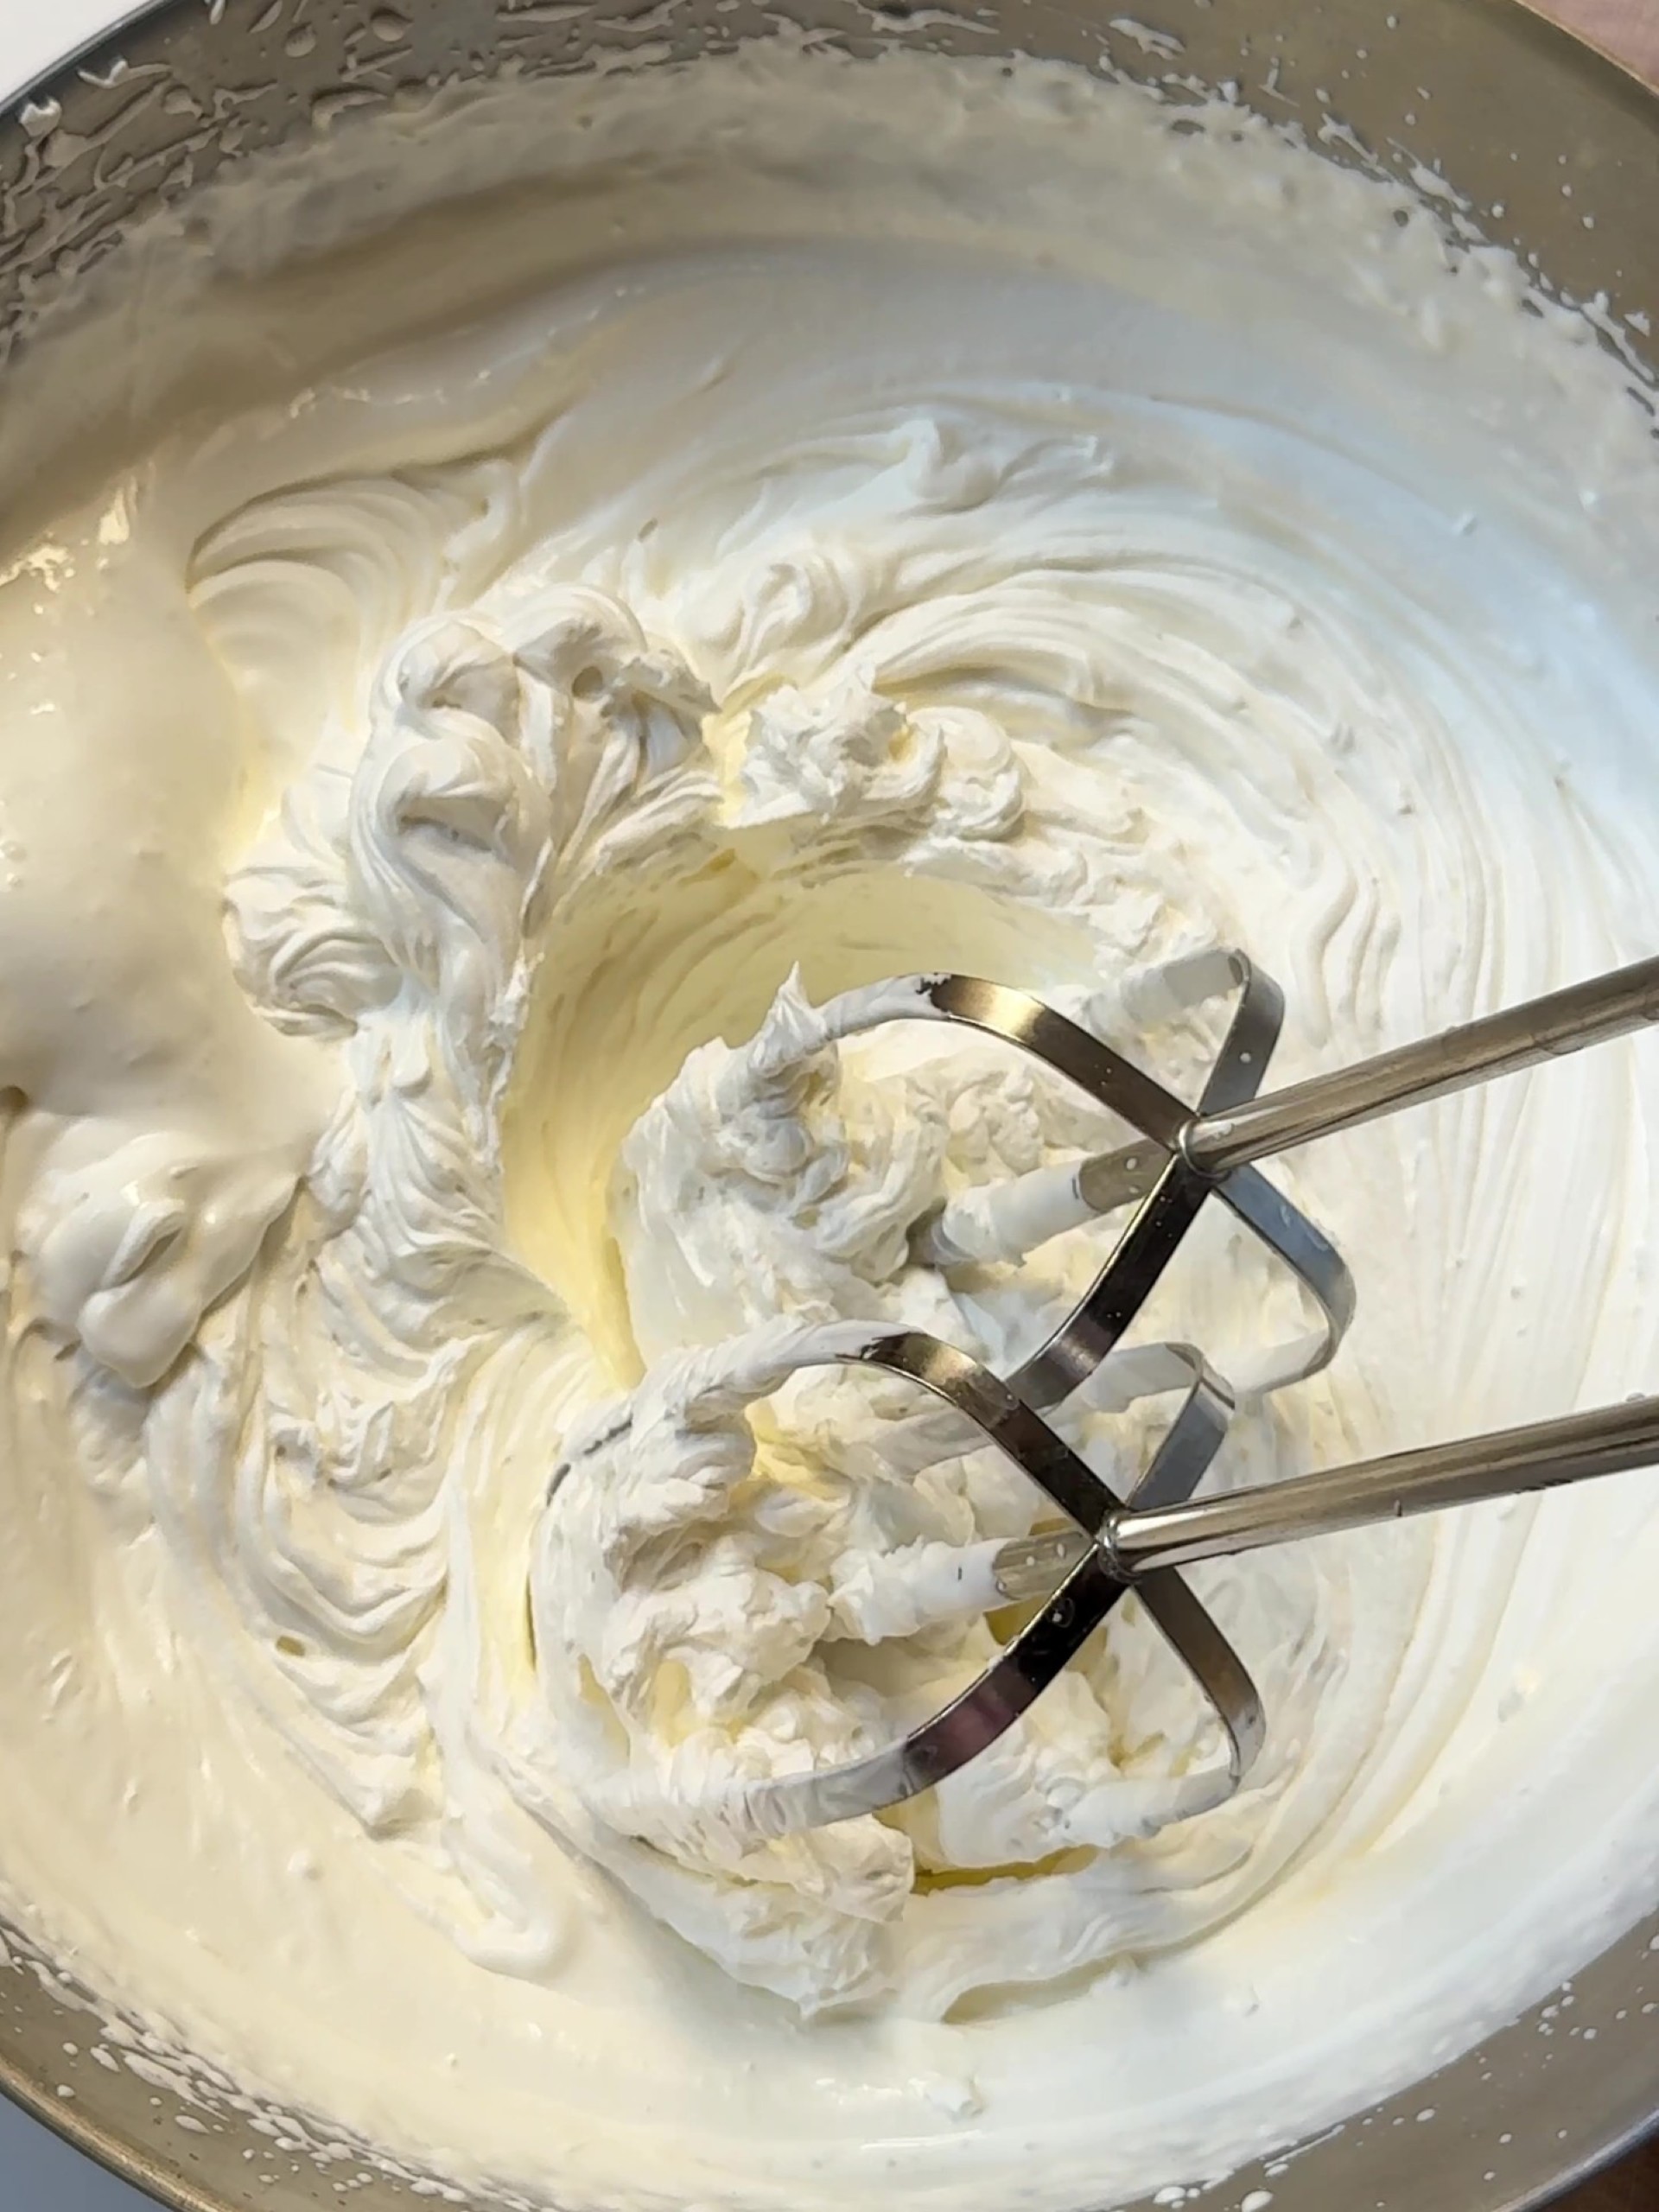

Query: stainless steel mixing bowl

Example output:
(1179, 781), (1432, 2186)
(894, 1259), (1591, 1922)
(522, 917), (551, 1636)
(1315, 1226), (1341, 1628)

(1, 2), (1655, 2207)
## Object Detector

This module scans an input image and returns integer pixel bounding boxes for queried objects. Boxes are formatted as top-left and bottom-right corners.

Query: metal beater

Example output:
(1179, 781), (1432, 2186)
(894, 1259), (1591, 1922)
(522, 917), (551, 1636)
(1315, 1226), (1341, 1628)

(691, 950), (1659, 1840)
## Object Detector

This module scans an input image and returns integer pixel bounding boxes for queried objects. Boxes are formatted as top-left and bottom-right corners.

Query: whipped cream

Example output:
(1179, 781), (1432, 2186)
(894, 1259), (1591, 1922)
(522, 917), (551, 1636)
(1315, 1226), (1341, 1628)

(0, 39), (1657, 2212)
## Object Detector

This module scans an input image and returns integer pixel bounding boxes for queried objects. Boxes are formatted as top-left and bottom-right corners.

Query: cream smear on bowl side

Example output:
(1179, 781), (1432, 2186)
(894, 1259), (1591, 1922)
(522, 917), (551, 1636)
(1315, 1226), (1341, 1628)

(0, 39), (1656, 2212)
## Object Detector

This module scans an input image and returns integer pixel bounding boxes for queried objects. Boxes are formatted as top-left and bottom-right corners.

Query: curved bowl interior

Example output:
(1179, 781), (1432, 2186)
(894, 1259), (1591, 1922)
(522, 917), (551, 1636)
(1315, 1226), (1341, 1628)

(0, 2), (1655, 2209)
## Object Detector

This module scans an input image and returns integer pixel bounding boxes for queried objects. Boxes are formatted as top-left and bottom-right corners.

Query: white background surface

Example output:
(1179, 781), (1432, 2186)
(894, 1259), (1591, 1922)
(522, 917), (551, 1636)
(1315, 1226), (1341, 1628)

(0, 0), (170, 2183)
(5, 0), (142, 99)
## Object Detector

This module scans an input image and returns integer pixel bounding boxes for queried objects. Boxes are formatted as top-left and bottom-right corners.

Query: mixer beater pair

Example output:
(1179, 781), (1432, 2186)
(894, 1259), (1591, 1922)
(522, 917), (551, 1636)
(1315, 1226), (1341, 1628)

(680, 948), (1659, 1839)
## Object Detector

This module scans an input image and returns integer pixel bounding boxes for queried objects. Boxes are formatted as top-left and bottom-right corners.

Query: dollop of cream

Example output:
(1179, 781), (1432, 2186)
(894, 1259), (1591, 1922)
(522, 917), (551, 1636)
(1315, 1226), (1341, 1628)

(0, 40), (1657, 2212)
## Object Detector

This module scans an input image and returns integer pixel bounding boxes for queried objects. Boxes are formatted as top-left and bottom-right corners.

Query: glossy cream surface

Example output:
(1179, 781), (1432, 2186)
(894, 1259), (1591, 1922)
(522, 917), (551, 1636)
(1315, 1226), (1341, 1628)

(1, 41), (1658, 2212)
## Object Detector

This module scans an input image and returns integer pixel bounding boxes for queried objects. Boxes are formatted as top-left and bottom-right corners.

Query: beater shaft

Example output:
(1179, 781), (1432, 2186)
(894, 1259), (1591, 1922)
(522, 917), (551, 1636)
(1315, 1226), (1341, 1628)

(1185, 952), (1659, 1176)
(917, 954), (1659, 1270)
(992, 1390), (1659, 1599)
